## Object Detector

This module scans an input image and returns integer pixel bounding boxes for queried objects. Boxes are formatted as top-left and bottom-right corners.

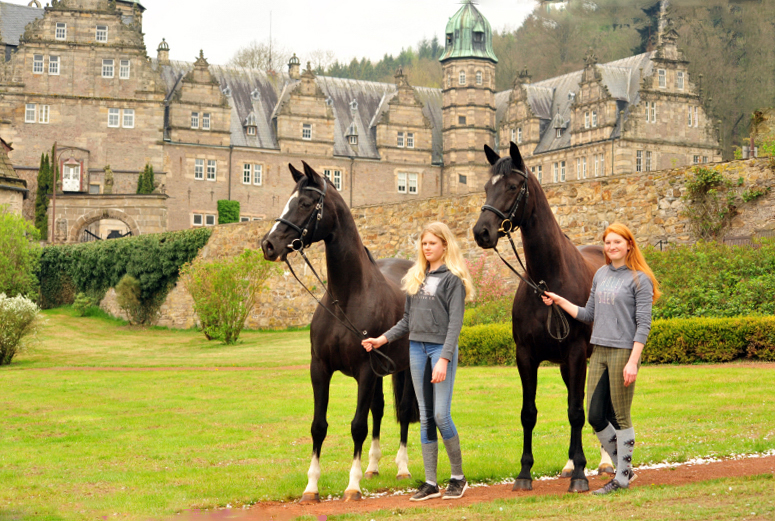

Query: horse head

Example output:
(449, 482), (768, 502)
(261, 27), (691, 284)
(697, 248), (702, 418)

(261, 161), (335, 262)
(473, 142), (532, 249)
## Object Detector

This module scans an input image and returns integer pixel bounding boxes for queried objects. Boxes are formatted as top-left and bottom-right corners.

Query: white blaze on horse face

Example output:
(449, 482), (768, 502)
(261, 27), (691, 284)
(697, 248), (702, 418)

(269, 191), (299, 235)
(365, 438), (381, 475)
(303, 454), (321, 495)
(395, 442), (411, 479)
(491, 174), (504, 185)
(345, 455), (363, 495)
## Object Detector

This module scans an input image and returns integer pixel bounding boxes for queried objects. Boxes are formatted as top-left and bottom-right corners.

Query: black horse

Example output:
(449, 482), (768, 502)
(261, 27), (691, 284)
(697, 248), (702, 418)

(261, 162), (419, 502)
(472, 142), (607, 493)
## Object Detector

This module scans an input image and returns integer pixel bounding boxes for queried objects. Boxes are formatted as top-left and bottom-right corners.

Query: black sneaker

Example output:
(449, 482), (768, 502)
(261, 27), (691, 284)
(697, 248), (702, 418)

(443, 477), (469, 500)
(410, 482), (441, 501)
(592, 478), (627, 495)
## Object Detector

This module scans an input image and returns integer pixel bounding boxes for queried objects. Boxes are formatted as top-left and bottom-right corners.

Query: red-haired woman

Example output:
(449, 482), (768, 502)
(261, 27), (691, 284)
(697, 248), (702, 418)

(542, 223), (661, 495)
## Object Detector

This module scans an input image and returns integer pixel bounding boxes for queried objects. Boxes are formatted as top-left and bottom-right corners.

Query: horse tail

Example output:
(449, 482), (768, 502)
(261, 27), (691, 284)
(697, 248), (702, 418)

(392, 368), (420, 425)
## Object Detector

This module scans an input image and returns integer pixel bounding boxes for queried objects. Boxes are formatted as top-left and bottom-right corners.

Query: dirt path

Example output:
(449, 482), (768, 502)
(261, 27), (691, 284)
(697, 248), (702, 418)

(177, 453), (775, 521)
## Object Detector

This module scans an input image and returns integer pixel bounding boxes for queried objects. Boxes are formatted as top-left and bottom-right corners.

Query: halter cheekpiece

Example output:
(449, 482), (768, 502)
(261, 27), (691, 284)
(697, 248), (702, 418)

(275, 180), (327, 251)
(480, 167), (529, 234)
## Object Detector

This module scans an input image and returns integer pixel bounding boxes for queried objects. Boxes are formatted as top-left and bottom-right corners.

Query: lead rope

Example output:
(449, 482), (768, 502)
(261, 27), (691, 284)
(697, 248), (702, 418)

(284, 251), (397, 377)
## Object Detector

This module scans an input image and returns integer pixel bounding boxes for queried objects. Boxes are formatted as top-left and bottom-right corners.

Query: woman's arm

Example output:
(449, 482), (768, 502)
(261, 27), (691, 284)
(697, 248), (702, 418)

(541, 291), (579, 318)
(623, 341), (644, 386)
(362, 295), (412, 351)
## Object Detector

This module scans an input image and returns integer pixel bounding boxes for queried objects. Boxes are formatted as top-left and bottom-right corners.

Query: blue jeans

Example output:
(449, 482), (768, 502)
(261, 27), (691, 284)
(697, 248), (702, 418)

(409, 341), (459, 445)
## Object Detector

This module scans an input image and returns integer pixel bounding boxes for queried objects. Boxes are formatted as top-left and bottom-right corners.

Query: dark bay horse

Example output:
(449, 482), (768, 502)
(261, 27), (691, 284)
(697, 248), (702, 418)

(472, 142), (607, 493)
(261, 162), (419, 502)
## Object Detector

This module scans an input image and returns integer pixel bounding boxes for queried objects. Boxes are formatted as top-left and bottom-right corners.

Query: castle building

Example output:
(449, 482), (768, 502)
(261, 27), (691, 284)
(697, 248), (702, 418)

(0, 0), (720, 242)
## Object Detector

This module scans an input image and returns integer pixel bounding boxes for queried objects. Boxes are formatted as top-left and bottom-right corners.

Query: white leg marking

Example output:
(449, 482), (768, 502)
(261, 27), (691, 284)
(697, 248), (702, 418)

(562, 459), (575, 475)
(599, 445), (614, 468)
(345, 455), (363, 495)
(395, 442), (411, 479)
(303, 454), (321, 495)
(365, 439), (382, 475)
(268, 191), (298, 235)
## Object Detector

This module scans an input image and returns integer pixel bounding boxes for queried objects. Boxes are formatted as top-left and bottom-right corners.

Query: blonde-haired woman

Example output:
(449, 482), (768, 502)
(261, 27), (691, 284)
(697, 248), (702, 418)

(542, 223), (661, 495)
(362, 222), (474, 501)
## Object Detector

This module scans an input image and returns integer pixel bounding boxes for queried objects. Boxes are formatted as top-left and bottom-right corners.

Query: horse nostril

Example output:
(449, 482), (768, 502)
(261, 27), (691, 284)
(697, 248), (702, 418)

(262, 239), (274, 256)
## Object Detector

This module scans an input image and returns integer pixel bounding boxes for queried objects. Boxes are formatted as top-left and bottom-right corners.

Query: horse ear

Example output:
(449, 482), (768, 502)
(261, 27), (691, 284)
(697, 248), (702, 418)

(289, 163), (304, 183)
(484, 144), (500, 166)
(509, 142), (526, 171)
(301, 161), (322, 184)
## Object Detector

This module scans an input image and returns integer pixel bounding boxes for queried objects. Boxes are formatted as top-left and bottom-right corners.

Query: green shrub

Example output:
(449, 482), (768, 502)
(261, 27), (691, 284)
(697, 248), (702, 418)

(458, 323), (515, 366)
(464, 296), (512, 326)
(0, 293), (40, 365)
(180, 249), (280, 344)
(115, 275), (146, 325)
(136, 164), (155, 194)
(217, 200), (240, 224)
(0, 206), (41, 299)
(72, 293), (93, 317)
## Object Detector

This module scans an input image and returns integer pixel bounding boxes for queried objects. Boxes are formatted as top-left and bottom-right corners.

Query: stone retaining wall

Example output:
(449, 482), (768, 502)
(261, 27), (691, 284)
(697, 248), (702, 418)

(101, 158), (775, 329)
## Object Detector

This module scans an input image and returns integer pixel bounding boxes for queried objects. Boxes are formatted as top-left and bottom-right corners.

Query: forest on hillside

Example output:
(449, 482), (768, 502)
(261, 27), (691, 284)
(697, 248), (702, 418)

(231, 0), (775, 157)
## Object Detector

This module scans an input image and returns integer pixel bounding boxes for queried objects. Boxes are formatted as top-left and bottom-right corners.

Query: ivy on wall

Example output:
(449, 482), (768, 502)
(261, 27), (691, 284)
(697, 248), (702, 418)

(38, 228), (212, 309)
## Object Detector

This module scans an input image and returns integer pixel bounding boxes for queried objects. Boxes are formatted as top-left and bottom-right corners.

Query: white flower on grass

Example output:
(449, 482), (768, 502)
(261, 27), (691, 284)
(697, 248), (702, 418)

(0, 293), (40, 365)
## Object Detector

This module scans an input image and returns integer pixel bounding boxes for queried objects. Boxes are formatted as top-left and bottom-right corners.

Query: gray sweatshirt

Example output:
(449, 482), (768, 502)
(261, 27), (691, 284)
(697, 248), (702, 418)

(383, 264), (466, 361)
(575, 263), (654, 349)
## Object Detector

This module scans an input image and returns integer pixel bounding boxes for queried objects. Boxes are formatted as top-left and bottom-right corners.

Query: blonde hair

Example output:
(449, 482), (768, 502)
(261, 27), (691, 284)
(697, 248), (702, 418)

(402, 222), (476, 299)
(603, 223), (662, 303)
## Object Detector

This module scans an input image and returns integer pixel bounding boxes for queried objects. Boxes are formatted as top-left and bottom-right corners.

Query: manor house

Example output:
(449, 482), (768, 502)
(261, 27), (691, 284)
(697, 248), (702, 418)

(0, 0), (721, 241)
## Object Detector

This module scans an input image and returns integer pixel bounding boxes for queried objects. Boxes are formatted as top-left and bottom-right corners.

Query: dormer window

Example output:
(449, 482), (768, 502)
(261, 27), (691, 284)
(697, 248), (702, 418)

(446, 33), (453, 45)
(349, 100), (358, 111)
(556, 128), (563, 138)
(96, 25), (108, 43)
(244, 111), (257, 136)
(251, 88), (261, 101)
(246, 126), (257, 136)
(568, 92), (575, 101)
(473, 31), (484, 43)
(348, 135), (358, 145)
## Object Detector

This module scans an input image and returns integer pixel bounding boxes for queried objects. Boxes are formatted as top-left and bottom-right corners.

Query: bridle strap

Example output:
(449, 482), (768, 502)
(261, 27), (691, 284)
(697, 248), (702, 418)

(275, 182), (327, 251)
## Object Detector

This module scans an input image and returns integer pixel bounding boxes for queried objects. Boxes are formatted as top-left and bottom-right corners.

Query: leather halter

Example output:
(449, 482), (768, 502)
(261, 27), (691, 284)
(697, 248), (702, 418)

(274, 181), (327, 251)
(480, 168), (529, 234)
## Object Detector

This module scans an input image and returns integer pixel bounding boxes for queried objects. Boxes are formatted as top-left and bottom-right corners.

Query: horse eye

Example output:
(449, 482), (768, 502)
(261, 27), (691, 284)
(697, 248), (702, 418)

(299, 200), (312, 209)
(508, 184), (518, 191)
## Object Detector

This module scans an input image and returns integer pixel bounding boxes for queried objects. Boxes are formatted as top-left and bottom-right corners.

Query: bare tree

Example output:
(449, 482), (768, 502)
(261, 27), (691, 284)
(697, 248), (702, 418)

(227, 40), (291, 72)
(308, 49), (336, 74)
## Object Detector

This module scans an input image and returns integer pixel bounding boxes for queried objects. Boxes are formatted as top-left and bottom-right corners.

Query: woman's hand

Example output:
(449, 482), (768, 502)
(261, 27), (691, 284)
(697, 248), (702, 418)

(362, 335), (387, 352)
(542, 291), (560, 306)
(431, 358), (449, 383)
(623, 361), (638, 387)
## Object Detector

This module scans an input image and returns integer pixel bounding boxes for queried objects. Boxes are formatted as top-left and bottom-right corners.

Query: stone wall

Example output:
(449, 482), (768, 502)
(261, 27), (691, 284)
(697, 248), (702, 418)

(101, 158), (775, 329)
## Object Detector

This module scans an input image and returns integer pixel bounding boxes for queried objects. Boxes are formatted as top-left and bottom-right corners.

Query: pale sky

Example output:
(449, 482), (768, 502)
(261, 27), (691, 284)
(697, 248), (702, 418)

(6, 0), (537, 67)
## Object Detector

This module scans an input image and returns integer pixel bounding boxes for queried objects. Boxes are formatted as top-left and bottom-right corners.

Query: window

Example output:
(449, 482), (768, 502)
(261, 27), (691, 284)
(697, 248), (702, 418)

(102, 59), (114, 78)
(594, 155), (599, 177)
(576, 158), (581, 179)
(553, 162), (558, 183)
(206, 160), (217, 181)
(89, 184), (100, 194)
(658, 69), (666, 88)
(253, 164), (262, 185)
(107, 108), (120, 127)
(676, 71), (684, 90)
(397, 172), (407, 193)
(49, 56), (59, 75)
(323, 169), (342, 191)
(592, 111), (597, 127)
(458, 174), (467, 185)
(25, 104), (36, 123)
(302, 123), (311, 140)
(645, 150), (652, 171)
(38, 105), (49, 124)
(122, 109), (134, 128)
(584, 111), (590, 129)
(536, 164), (542, 183)
(96, 25), (108, 43)
(243, 164), (251, 184)
(694, 107), (699, 128)
(703, 156), (708, 163)
(582, 157), (587, 179)
(650, 102), (657, 123)
(193, 214), (203, 226)
(194, 159), (204, 180)
(407, 132), (414, 148)
(408, 173), (418, 194)
(459, 70), (466, 85)
(240, 217), (250, 222)
(556, 128), (562, 138)
(688, 106), (693, 127)
(205, 214), (216, 226)
(55, 23), (66, 40)
(636, 150), (643, 172)
(693, 155), (700, 164)
(397, 131), (405, 148)
(517, 127), (523, 144)
(33, 54), (44, 74)
(560, 161), (566, 182)
(600, 154), (605, 176)
(202, 113), (210, 130)
(246, 126), (256, 136)
(119, 60), (130, 79)
(458, 116), (466, 125)
(476, 71), (482, 85)
(348, 135), (357, 145)
(511, 128), (516, 143)
(191, 112), (199, 129)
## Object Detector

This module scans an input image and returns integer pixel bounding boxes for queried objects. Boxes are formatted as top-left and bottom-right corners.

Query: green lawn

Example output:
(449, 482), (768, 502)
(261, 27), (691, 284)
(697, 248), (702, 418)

(1, 309), (773, 520)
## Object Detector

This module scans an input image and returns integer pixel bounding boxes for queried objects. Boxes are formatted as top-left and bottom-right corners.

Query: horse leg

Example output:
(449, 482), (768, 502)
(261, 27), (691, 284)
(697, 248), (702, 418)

(394, 368), (416, 480)
(365, 378), (384, 479)
(301, 361), (332, 503)
(513, 357), (538, 491)
(562, 349), (589, 493)
(343, 372), (377, 501)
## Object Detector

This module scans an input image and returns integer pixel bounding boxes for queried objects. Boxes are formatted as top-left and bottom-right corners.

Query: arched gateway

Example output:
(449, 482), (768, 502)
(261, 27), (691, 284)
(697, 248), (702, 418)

(48, 194), (168, 243)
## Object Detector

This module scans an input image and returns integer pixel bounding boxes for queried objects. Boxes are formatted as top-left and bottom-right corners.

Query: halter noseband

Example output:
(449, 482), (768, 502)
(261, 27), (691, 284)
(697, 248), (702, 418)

(480, 168), (529, 234)
(274, 180), (327, 251)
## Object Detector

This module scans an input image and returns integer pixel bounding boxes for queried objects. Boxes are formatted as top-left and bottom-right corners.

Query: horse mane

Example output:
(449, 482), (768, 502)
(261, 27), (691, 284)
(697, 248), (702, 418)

(364, 246), (377, 266)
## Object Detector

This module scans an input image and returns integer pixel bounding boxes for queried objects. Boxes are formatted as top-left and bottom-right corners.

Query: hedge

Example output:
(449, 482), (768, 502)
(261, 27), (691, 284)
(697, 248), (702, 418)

(37, 228), (212, 308)
(217, 200), (240, 224)
(458, 316), (775, 366)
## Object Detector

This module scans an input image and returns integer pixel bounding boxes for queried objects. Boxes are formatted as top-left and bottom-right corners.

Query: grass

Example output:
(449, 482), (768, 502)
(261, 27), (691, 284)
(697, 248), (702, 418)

(1, 309), (774, 520)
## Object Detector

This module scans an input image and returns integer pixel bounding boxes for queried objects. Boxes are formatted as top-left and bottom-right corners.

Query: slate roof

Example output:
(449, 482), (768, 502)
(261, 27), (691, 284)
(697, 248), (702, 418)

(0, 1), (44, 47)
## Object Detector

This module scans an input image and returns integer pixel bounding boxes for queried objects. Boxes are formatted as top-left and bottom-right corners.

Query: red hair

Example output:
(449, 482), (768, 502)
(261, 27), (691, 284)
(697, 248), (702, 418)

(603, 223), (662, 303)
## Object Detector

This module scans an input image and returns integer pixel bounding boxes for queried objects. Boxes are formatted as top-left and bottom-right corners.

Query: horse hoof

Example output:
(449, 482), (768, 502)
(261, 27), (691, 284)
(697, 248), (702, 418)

(343, 490), (362, 501)
(512, 478), (533, 491)
(598, 464), (615, 475)
(560, 469), (573, 478)
(365, 471), (379, 479)
(569, 478), (589, 493)
(299, 493), (320, 504)
(396, 473), (411, 481)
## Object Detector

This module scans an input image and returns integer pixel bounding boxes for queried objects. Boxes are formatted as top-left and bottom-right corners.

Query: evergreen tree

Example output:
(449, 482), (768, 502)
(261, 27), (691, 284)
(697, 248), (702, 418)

(136, 168), (145, 194)
(34, 153), (51, 239)
(137, 164), (155, 194)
